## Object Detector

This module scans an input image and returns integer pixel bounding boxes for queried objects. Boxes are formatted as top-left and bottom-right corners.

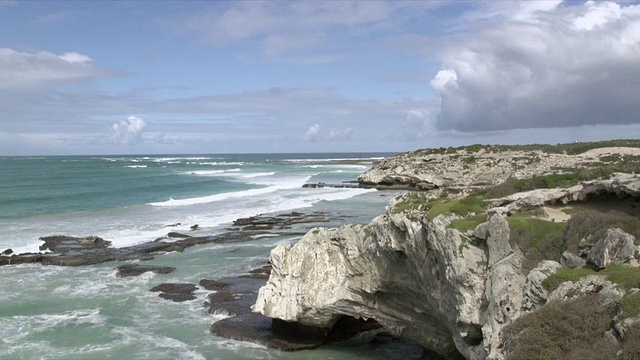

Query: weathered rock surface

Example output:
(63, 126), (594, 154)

(357, 145), (640, 190)
(253, 176), (640, 359)
(489, 173), (640, 216)
(587, 228), (637, 269)
(254, 204), (510, 359)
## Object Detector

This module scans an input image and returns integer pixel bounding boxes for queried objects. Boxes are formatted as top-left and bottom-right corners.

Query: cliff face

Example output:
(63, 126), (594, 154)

(253, 145), (640, 359)
(253, 194), (533, 358)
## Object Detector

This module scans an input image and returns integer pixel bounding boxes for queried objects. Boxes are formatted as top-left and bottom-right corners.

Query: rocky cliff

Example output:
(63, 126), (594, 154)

(254, 143), (640, 359)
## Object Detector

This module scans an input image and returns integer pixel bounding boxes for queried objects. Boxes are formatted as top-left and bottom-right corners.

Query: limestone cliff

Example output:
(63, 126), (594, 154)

(254, 143), (640, 359)
(358, 143), (640, 190)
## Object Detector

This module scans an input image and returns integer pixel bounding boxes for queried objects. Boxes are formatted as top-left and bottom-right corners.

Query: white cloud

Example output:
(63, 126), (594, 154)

(0, 48), (111, 90)
(431, 1), (640, 133)
(110, 116), (147, 145)
(573, 1), (622, 30)
(177, 1), (442, 58)
(303, 124), (321, 142)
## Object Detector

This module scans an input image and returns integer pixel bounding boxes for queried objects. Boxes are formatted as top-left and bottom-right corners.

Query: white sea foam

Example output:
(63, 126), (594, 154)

(148, 175), (311, 207)
(1, 308), (106, 344)
(183, 168), (241, 176)
(199, 161), (246, 166)
(125, 165), (147, 168)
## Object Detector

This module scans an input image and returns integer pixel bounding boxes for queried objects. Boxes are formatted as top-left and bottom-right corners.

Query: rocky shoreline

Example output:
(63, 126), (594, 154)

(252, 141), (640, 359)
(5, 140), (640, 359)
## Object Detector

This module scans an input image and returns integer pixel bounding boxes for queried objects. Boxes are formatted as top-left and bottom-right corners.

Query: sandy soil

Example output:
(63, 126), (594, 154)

(578, 147), (640, 159)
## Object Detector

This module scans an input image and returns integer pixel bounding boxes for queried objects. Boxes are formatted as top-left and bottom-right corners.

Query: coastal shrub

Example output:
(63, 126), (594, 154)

(507, 213), (566, 272)
(485, 179), (518, 198)
(502, 294), (619, 360)
(621, 292), (640, 319)
(564, 210), (640, 252)
(620, 325), (640, 359)
(419, 139), (640, 157)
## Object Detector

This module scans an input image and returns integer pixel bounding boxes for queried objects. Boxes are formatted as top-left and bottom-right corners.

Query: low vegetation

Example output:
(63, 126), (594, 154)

(420, 139), (640, 156)
(503, 294), (622, 360)
(542, 264), (640, 292)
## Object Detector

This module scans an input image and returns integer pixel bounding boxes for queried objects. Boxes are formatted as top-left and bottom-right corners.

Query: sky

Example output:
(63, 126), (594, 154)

(1, 0), (639, 155)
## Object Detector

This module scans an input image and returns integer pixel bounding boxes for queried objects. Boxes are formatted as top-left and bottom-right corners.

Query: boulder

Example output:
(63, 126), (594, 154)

(587, 228), (637, 269)
(473, 214), (511, 267)
(560, 251), (587, 269)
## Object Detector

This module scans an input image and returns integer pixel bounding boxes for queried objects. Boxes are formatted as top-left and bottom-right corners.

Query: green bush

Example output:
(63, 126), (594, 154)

(503, 294), (619, 360)
(564, 210), (640, 253)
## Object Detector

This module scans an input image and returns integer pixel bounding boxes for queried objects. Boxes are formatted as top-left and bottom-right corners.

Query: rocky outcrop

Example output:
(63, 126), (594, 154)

(253, 172), (640, 359)
(587, 228), (637, 269)
(253, 199), (534, 359)
(357, 146), (640, 190)
(488, 173), (640, 216)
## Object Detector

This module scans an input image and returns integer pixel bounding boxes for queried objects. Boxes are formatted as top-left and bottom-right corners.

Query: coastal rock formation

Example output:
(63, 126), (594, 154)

(254, 206), (503, 359)
(358, 144), (640, 190)
(254, 160), (640, 358)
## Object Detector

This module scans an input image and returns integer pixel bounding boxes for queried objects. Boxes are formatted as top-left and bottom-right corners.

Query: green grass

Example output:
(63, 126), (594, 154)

(450, 214), (487, 232)
(426, 194), (487, 220)
(391, 192), (434, 214)
(543, 264), (640, 292)
(507, 214), (565, 250)
(542, 267), (597, 292)
(621, 292), (640, 319)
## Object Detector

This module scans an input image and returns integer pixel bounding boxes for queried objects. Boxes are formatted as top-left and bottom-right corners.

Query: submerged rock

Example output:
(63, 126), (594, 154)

(150, 283), (198, 302)
(116, 264), (176, 277)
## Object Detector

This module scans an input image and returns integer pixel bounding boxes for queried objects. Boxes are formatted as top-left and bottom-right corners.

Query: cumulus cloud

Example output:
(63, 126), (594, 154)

(0, 48), (112, 90)
(431, 1), (640, 133)
(303, 124), (321, 142)
(110, 116), (147, 145)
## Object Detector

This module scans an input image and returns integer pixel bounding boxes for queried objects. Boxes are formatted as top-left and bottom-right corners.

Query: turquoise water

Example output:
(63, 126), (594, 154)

(0, 154), (415, 359)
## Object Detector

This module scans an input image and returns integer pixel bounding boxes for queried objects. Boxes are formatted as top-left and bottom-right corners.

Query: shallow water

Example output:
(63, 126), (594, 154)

(0, 153), (420, 360)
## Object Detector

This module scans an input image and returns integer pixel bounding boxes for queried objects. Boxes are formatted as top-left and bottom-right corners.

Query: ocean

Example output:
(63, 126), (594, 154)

(0, 154), (418, 359)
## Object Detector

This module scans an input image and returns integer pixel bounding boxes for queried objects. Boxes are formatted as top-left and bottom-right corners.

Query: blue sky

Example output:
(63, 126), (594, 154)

(1, 0), (640, 155)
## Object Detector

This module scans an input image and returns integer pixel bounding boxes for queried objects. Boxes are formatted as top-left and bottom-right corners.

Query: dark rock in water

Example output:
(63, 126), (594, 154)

(165, 223), (182, 227)
(206, 277), (265, 316)
(199, 279), (230, 291)
(239, 264), (272, 280)
(167, 232), (191, 239)
(150, 283), (197, 294)
(211, 313), (325, 351)
(151, 283), (198, 302)
(116, 264), (176, 277)
(2, 249), (13, 255)
(233, 212), (332, 230)
(206, 265), (384, 351)
(1, 211), (343, 269)
(39, 235), (112, 252)
(190, 224), (199, 230)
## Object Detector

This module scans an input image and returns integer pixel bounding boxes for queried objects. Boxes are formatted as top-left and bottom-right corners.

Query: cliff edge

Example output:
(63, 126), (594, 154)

(254, 142), (640, 359)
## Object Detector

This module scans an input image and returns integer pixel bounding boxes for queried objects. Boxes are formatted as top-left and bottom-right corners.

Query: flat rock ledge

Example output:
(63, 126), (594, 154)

(0, 211), (338, 268)
(151, 283), (198, 302)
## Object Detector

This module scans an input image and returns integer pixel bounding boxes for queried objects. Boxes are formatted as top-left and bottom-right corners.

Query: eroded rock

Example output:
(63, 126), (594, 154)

(587, 228), (637, 269)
